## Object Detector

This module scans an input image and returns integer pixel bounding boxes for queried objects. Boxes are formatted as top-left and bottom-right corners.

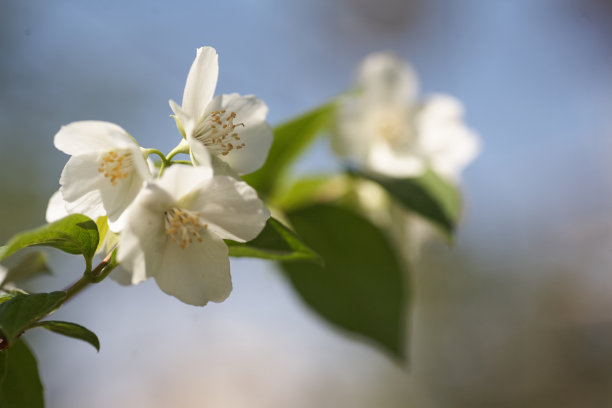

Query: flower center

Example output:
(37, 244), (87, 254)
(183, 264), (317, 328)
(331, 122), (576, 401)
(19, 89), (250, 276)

(164, 208), (208, 249)
(373, 109), (407, 145)
(98, 150), (132, 186)
(193, 110), (246, 156)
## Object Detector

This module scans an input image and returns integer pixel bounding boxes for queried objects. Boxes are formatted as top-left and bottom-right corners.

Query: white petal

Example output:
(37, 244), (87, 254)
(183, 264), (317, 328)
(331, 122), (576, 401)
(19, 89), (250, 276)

(169, 99), (194, 138)
(203, 93), (272, 175)
(367, 141), (425, 178)
(181, 46), (219, 120)
(60, 148), (148, 225)
(45, 190), (69, 222)
(60, 153), (108, 218)
(357, 52), (418, 105)
(156, 165), (213, 203)
(429, 127), (480, 181)
(54, 121), (137, 156)
(191, 175), (269, 242)
(220, 121), (273, 175)
(333, 97), (373, 162)
(154, 230), (231, 306)
(186, 134), (213, 169)
(417, 94), (480, 180)
(117, 184), (174, 284)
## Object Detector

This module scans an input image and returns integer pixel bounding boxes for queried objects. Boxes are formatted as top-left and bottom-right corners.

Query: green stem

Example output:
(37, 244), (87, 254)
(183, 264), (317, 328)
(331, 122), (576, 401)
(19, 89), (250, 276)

(62, 250), (116, 305)
(160, 139), (190, 178)
(143, 148), (168, 164)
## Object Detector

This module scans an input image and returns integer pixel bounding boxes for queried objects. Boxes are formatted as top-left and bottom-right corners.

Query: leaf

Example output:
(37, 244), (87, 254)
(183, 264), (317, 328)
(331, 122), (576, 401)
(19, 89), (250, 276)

(226, 218), (320, 263)
(351, 168), (461, 238)
(281, 204), (407, 360)
(273, 175), (349, 212)
(0, 214), (99, 265)
(243, 102), (336, 198)
(0, 339), (44, 408)
(35, 321), (100, 352)
(1, 252), (51, 288)
(0, 292), (66, 346)
(95, 216), (109, 255)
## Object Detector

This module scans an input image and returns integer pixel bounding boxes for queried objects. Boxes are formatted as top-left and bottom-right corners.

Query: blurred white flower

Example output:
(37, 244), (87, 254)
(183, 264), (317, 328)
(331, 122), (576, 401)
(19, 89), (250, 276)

(116, 165), (269, 306)
(54, 121), (150, 231)
(334, 52), (479, 181)
(170, 46), (273, 175)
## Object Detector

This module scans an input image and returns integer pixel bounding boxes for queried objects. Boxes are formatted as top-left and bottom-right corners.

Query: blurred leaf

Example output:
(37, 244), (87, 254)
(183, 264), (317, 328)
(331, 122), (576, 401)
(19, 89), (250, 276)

(95, 216), (109, 255)
(35, 321), (99, 352)
(273, 175), (349, 212)
(282, 204), (407, 360)
(0, 346), (6, 383)
(352, 168), (461, 238)
(0, 292), (65, 346)
(243, 102), (336, 198)
(227, 218), (320, 263)
(0, 215), (99, 265)
(0, 339), (44, 408)
(1, 252), (51, 289)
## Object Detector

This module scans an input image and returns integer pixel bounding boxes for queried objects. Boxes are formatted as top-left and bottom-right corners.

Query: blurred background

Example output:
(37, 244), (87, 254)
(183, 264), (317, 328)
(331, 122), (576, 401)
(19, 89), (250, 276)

(2, 0), (612, 406)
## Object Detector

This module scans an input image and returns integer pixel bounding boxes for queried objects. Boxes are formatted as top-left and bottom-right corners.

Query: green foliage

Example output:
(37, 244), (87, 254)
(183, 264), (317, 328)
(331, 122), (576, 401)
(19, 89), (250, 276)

(0, 215), (99, 267)
(94, 216), (109, 255)
(282, 204), (408, 360)
(352, 168), (461, 238)
(227, 218), (320, 263)
(0, 339), (44, 408)
(0, 292), (65, 346)
(35, 321), (100, 352)
(243, 102), (336, 198)
(273, 175), (348, 212)
(0, 252), (51, 289)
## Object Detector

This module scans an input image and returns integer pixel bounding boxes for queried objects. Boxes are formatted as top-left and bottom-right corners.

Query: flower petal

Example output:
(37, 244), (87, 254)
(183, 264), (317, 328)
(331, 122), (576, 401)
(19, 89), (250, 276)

(417, 95), (480, 180)
(181, 46), (219, 120)
(186, 134), (213, 169)
(117, 184), (174, 284)
(54, 121), (137, 156)
(204, 93), (273, 175)
(191, 175), (269, 242)
(367, 141), (425, 178)
(154, 230), (231, 306)
(156, 165), (213, 203)
(357, 52), (419, 105)
(60, 148), (148, 227)
(59, 153), (108, 219)
(45, 190), (69, 223)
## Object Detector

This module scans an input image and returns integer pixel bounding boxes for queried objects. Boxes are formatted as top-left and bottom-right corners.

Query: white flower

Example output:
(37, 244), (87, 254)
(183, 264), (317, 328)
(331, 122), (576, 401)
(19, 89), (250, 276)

(54, 121), (150, 230)
(45, 190), (69, 223)
(116, 165), (270, 306)
(169, 46), (273, 175)
(334, 52), (480, 181)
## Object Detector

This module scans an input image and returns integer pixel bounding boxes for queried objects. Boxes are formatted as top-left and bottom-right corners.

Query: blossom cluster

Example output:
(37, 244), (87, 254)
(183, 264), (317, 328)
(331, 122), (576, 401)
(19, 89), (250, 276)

(333, 51), (479, 182)
(46, 46), (272, 306)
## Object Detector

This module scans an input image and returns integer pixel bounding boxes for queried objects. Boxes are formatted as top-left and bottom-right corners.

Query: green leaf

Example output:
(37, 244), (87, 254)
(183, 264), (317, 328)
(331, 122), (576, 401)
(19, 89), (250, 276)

(1, 252), (51, 288)
(351, 168), (461, 238)
(226, 218), (320, 263)
(281, 204), (407, 360)
(243, 102), (336, 198)
(95, 216), (109, 255)
(0, 214), (99, 266)
(0, 347), (6, 383)
(273, 175), (349, 212)
(0, 339), (44, 408)
(35, 321), (100, 352)
(0, 292), (66, 346)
